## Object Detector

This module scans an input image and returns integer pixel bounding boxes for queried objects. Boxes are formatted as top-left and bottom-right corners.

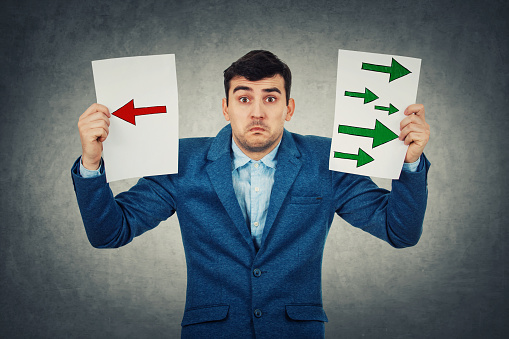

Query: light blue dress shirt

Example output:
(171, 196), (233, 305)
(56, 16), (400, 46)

(231, 139), (280, 250)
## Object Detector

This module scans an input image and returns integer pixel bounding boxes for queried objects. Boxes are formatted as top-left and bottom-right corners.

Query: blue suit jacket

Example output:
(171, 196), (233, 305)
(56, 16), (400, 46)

(71, 125), (429, 338)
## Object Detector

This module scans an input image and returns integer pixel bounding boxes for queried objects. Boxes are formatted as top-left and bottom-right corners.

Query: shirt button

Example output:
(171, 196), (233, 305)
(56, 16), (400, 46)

(253, 268), (262, 277)
(254, 309), (262, 318)
(255, 187), (260, 192)
(253, 222), (259, 227)
(254, 163), (259, 168)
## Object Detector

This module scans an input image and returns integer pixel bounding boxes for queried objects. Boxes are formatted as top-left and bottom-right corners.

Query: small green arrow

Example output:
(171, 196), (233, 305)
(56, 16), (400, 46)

(334, 148), (374, 167)
(374, 103), (399, 115)
(338, 119), (399, 148)
(361, 58), (411, 82)
(344, 87), (379, 104)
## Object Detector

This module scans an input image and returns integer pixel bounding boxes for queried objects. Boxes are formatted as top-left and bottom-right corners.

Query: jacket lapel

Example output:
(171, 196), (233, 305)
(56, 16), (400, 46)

(261, 129), (302, 248)
(206, 125), (256, 253)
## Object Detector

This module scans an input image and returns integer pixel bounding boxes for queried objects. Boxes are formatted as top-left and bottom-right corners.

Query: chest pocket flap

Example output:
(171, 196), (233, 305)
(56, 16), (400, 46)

(289, 195), (323, 205)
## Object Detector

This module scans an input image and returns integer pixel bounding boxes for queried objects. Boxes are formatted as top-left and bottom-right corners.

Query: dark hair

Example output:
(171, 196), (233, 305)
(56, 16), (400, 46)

(223, 50), (292, 105)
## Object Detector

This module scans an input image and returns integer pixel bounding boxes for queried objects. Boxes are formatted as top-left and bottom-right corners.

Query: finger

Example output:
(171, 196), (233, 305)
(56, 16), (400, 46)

(400, 116), (430, 139)
(400, 123), (430, 146)
(96, 127), (109, 143)
(404, 103), (425, 118)
(79, 111), (111, 131)
(80, 118), (110, 141)
(399, 123), (425, 142)
(83, 126), (109, 143)
(87, 119), (110, 135)
(82, 111), (111, 125)
(403, 131), (428, 147)
(400, 113), (425, 132)
(81, 103), (111, 119)
(403, 131), (417, 145)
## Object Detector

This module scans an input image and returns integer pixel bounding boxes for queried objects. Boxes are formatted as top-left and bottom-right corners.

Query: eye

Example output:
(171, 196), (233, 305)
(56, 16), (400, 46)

(266, 96), (276, 103)
(239, 97), (250, 103)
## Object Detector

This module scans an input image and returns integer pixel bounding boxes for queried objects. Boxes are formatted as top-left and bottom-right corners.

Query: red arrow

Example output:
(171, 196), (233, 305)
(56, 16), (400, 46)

(112, 99), (167, 125)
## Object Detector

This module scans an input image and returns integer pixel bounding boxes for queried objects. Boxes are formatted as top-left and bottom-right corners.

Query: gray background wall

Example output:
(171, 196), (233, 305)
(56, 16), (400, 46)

(1, 0), (507, 338)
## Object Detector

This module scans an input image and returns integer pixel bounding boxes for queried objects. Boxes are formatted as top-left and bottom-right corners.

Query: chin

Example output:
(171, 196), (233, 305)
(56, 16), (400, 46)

(246, 139), (277, 152)
(246, 141), (268, 150)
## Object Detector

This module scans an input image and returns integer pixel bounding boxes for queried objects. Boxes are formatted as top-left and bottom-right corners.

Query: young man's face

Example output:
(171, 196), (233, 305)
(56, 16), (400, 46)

(222, 75), (295, 160)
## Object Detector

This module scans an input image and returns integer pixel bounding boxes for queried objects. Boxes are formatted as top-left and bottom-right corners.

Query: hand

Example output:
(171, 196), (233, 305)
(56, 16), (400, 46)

(78, 103), (111, 170)
(399, 104), (430, 163)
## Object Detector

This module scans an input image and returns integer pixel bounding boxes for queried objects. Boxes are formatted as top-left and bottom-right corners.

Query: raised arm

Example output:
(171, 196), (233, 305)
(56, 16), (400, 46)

(72, 104), (176, 248)
(334, 104), (431, 248)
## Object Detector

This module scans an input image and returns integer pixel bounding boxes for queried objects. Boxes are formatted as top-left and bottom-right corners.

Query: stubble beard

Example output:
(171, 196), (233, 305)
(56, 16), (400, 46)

(235, 121), (283, 154)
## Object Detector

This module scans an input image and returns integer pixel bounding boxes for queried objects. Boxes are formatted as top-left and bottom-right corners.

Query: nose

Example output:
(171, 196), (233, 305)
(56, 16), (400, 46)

(251, 100), (265, 119)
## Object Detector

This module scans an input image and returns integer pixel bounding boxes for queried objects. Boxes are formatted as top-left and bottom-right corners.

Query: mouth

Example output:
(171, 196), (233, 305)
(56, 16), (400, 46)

(249, 127), (265, 133)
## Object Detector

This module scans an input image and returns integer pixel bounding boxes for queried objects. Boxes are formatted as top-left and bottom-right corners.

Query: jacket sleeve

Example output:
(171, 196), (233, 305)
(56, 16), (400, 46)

(70, 157), (177, 248)
(332, 154), (430, 248)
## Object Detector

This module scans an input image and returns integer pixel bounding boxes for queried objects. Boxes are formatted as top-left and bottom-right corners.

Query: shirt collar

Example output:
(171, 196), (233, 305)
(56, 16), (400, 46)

(231, 137), (281, 171)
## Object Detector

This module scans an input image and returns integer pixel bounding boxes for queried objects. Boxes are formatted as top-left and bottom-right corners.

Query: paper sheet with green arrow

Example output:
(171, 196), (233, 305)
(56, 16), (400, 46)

(329, 49), (421, 179)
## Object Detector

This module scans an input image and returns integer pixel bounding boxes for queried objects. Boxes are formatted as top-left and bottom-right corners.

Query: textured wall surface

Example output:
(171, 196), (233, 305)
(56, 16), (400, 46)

(1, 0), (508, 338)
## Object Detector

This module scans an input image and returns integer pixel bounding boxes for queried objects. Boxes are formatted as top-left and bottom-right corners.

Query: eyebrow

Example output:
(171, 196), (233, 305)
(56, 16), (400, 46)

(232, 86), (281, 94)
(233, 86), (252, 93)
(263, 87), (281, 94)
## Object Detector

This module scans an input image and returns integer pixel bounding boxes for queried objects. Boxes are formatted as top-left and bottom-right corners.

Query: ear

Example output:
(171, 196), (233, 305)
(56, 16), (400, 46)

(222, 98), (230, 121)
(285, 98), (295, 122)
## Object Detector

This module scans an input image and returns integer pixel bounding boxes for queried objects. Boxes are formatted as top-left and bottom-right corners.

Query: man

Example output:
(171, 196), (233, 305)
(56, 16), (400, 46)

(72, 50), (430, 338)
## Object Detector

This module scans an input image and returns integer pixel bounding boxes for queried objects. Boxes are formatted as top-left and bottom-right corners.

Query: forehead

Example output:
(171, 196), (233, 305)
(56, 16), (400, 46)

(229, 75), (285, 94)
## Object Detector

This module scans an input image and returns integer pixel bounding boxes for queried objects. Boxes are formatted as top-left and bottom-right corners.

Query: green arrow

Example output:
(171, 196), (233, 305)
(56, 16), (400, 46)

(374, 103), (399, 115)
(334, 148), (374, 167)
(361, 58), (411, 82)
(344, 87), (379, 104)
(338, 119), (399, 148)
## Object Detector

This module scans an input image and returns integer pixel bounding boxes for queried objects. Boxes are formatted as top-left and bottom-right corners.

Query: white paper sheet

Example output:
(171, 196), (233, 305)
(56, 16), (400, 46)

(329, 49), (421, 179)
(92, 54), (179, 182)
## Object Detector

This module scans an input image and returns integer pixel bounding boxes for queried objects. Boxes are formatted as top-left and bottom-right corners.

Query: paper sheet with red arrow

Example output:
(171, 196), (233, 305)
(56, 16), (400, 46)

(329, 49), (421, 179)
(92, 54), (179, 182)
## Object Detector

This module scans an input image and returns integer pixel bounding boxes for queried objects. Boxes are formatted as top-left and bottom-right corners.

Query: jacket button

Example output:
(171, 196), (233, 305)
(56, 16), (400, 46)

(254, 309), (262, 318)
(253, 268), (262, 277)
